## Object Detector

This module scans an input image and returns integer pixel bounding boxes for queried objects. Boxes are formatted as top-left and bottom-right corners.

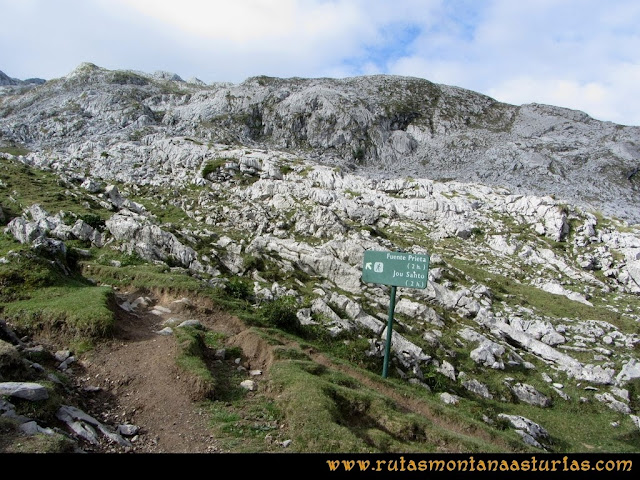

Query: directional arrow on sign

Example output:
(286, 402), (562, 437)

(365, 262), (372, 270)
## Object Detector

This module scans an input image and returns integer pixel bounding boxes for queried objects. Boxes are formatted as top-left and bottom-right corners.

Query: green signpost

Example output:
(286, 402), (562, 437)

(361, 250), (430, 378)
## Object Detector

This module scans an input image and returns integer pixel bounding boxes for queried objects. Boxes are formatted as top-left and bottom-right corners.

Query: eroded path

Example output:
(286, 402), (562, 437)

(77, 290), (253, 453)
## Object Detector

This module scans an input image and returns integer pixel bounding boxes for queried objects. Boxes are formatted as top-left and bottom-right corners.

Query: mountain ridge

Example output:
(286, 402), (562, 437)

(1, 63), (638, 223)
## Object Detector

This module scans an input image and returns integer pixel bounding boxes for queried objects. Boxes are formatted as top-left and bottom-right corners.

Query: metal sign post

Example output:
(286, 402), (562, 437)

(361, 250), (430, 378)
(382, 285), (397, 378)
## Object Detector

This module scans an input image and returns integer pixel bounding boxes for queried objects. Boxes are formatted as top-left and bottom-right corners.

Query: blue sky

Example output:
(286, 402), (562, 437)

(1, 0), (639, 125)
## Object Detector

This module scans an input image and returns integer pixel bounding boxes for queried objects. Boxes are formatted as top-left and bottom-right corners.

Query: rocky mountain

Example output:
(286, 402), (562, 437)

(1, 62), (639, 222)
(0, 63), (639, 453)
(0, 70), (46, 95)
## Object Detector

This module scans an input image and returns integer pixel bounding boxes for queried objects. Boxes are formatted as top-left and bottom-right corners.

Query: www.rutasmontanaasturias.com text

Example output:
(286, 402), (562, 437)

(325, 455), (633, 473)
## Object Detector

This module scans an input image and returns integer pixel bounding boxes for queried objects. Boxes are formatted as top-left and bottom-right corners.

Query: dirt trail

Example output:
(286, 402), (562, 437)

(76, 290), (255, 453)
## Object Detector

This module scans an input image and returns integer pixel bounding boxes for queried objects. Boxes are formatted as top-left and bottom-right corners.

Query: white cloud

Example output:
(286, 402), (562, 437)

(486, 77), (614, 120)
(105, 0), (381, 57)
(108, 0), (362, 45)
(388, 56), (468, 87)
(1, 0), (639, 125)
(385, 0), (640, 125)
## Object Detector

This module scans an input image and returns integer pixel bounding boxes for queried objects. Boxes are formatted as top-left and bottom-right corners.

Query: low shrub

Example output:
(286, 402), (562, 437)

(260, 295), (299, 333)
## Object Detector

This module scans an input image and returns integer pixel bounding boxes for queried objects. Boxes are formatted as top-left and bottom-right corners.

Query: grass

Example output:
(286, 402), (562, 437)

(494, 389), (640, 453)
(202, 157), (230, 178)
(0, 145), (30, 157)
(164, 315), (529, 453)
(205, 397), (284, 452)
(174, 326), (217, 399)
(1, 284), (115, 339)
(127, 183), (209, 227)
(0, 418), (75, 453)
(81, 258), (207, 293)
(268, 359), (517, 453)
(172, 324), (288, 452)
(0, 233), (116, 340)
(448, 258), (628, 328)
(0, 157), (110, 220)
(1, 138), (639, 455)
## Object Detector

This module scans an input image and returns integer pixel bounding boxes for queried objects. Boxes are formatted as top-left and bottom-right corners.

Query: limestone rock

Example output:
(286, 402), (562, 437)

(509, 383), (552, 407)
(70, 219), (104, 247)
(515, 430), (545, 450)
(106, 212), (199, 270)
(81, 178), (104, 193)
(462, 379), (493, 399)
(177, 319), (202, 329)
(440, 392), (460, 405)
(498, 414), (550, 444)
(19, 421), (55, 436)
(437, 360), (456, 381)
(470, 342), (505, 370)
(118, 424), (140, 436)
(0, 382), (49, 401)
(630, 415), (640, 431)
(0, 340), (30, 379)
(616, 359), (640, 385)
(594, 392), (631, 414)
(240, 380), (257, 391)
(5, 217), (43, 244)
(459, 328), (505, 369)
(57, 405), (131, 447)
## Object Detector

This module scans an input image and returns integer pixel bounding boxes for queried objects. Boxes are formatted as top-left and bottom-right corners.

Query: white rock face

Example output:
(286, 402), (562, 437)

(498, 414), (550, 449)
(616, 359), (640, 385)
(594, 392), (631, 414)
(438, 361), (456, 381)
(4, 65), (640, 222)
(459, 328), (505, 369)
(5, 217), (43, 244)
(462, 379), (493, 399)
(106, 212), (199, 270)
(440, 392), (460, 405)
(509, 383), (552, 407)
(240, 380), (257, 391)
(539, 282), (592, 306)
(477, 313), (615, 384)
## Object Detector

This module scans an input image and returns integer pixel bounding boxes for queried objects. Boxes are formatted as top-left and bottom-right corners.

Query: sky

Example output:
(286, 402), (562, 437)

(1, 0), (639, 126)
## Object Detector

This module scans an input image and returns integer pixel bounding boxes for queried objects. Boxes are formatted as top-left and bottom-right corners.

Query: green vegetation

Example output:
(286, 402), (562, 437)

(269, 359), (514, 453)
(84, 261), (206, 293)
(1, 151), (639, 455)
(2, 284), (114, 339)
(201, 157), (229, 178)
(1, 158), (88, 217)
(0, 232), (115, 340)
(174, 326), (217, 399)
(0, 418), (75, 453)
(279, 164), (293, 176)
(448, 258), (627, 327)
(0, 144), (30, 157)
(258, 295), (299, 333)
(225, 277), (253, 301)
(110, 71), (149, 86)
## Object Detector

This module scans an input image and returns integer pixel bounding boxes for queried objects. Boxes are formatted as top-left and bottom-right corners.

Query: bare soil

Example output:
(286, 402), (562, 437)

(74, 289), (272, 453)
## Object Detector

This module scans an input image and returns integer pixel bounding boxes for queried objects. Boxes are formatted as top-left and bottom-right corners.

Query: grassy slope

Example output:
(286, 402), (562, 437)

(1, 156), (639, 453)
